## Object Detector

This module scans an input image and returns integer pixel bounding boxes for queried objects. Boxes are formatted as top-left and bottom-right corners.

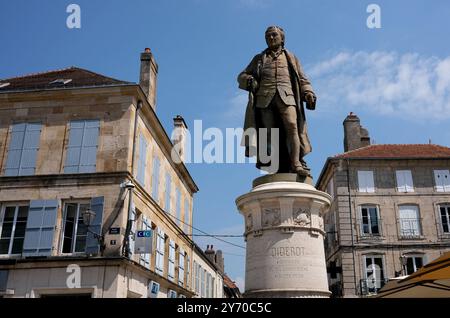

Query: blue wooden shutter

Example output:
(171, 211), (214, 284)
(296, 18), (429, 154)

(0, 270), (8, 292)
(137, 134), (147, 185)
(23, 200), (58, 257)
(65, 120), (99, 173)
(85, 196), (104, 255)
(5, 123), (41, 176)
(151, 157), (160, 202)
(165, 173), (171, 213)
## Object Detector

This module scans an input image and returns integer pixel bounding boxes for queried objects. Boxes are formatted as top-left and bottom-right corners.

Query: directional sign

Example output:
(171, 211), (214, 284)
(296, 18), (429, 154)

(135, 230), (153, 254)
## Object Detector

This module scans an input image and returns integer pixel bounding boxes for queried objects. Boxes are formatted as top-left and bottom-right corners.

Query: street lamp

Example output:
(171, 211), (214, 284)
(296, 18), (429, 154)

(82, 208), (96, 227)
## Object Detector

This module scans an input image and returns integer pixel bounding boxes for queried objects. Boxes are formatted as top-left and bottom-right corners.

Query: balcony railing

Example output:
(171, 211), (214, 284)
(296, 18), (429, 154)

(398, 218), (422, 239)
(360, 278), (388, 296)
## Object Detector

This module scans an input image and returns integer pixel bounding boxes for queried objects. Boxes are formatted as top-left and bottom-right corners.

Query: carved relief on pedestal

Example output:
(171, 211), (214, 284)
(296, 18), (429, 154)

(262, 208), (281, 227)
(246, 213), (253, 232)
(293, 208), (311, 227)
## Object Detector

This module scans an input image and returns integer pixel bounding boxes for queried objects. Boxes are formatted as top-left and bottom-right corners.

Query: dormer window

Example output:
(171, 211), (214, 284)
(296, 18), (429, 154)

(49, 78), (72, 85)
(0, 82), (11, 88)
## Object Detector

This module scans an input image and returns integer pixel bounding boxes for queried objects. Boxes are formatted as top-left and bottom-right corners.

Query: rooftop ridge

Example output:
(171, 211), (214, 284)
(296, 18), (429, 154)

(0, 66), (77, 82)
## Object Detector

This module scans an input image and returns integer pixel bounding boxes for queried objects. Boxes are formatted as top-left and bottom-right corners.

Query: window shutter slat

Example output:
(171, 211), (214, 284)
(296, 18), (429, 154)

(152, 157), (160, 201)
(85, 196), (104, 255)
(65, 120), (99, 173)
(23, 200), (58, 257)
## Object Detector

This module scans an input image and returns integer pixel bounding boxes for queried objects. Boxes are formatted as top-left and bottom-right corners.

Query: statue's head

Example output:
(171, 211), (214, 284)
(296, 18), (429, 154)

(265, 25), (285, 49)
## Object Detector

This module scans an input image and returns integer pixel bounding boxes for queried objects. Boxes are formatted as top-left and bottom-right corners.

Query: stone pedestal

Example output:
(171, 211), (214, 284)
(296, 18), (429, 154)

(236, 174), (331, 298)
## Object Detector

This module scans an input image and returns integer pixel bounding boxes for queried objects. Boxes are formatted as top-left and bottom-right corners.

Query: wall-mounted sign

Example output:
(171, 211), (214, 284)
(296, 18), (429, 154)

(135, 230), (152, 254)
(109, 227), (121, 235)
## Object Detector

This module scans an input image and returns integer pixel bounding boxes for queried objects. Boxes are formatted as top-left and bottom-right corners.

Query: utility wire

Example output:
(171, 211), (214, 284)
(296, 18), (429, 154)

(170, 212), (246, 250)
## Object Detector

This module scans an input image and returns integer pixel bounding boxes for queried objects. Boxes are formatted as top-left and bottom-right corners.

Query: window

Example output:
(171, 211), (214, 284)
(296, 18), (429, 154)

(178, 248), (185, 287)
(200, 268), (206, 298)
(434, 170), (450, 192)
(5, 123), (41, 176)
(360, 205), (380, 236)
(184, 198), (190, 233)
(405, 256), (423, 275)
(61, 202), (89, 253)
(139, 216), (151, 269)
(358, 170), (375, 193)
(137, 134), (147, 186)
(151, 157), (160, 202)
(362, 255), (385, 295)
(206, 273), (212, 298)
(168, 290), (177, 298)
(127, 204), (138, 259)
(186, 255), (191, 289)
(439, 204), (450, 234)
(165, 173), (171, 213)
(64, 119), (100, 173)
(168, 239), (175, 281)
(176, 189), (181, 225)
(155, 228), (165, 275)
(399, 205), (421, 238)
(194, 261), (199, 294)
(0, 205), (29, 255)
(396, 170), (414, 192)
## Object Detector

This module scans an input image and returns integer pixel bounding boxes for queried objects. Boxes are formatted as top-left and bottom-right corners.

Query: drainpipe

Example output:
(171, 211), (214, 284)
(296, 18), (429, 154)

(346, 159), (359, 295)
(122, 100), (142, 257)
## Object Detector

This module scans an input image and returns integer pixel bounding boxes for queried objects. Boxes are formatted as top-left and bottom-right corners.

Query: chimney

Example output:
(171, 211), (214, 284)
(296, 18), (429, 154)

(172, 115), (188, 162)
(343, 112), (370, 152)
(216, 249), (225, 274)
(139, 48), (158, 109)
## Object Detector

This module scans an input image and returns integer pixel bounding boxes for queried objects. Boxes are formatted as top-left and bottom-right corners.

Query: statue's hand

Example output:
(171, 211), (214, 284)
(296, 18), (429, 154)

(305, 92), (316, 110)
(248, 77), (258, 93)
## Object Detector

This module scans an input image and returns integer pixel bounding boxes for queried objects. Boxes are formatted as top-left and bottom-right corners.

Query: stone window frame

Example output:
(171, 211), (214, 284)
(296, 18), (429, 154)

(357, 170), (376, 193)
(360, 253), (387, 296)
(435, 202), (450, 239)
(357, 204), (383, 238)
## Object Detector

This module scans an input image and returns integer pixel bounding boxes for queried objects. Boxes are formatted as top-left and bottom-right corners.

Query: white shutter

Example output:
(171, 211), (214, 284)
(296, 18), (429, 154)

(155, 228), (165, 275)
(178, 248), (185, 286)
(358, 171), (374, 193)
(396, 170), (406, 192)
(168, 239), (175, 281)
(397, 170), (414, 192)
(139, 216), (151, 269)
(434, 170), (450, 192)
(128, 203), (137, 259)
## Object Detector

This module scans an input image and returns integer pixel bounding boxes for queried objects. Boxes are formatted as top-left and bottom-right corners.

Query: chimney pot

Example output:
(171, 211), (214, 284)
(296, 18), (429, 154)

(145, 47), (151, 53)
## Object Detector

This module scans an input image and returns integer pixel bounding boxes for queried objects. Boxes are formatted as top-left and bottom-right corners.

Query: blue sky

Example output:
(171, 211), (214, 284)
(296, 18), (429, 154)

(2, 0), (450, 291)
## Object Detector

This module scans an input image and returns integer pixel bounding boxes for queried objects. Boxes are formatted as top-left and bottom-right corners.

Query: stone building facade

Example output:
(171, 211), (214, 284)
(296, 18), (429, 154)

(0, 49), (224, 298)
(316, 113), (450, 297)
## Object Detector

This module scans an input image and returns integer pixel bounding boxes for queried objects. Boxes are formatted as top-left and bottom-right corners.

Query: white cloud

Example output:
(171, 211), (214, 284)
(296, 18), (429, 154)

(307, 51), (450, 119)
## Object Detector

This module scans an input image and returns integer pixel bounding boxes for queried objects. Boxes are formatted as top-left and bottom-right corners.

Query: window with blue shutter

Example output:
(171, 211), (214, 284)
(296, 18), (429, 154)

(139, 216), (151, 269)
(137, 134), (147, 186)
(5, 123), (42, 176)
(151, 157), (160, 202)
(61, 202), (90, 254)
(23, 200), (58, 257)
(165, 173), (171, 213)
(85, 197), (104, 256)
(64, 119), (100, 173)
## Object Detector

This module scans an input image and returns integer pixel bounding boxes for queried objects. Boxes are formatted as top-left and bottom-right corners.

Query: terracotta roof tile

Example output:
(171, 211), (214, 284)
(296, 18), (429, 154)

(0, 66), (133, 92)
(223, 274), (238, 289)
(334, 144), (450, 159)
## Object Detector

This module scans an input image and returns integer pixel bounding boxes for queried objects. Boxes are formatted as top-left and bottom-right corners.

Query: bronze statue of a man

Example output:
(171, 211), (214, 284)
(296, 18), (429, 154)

(238, 26), (316, 175)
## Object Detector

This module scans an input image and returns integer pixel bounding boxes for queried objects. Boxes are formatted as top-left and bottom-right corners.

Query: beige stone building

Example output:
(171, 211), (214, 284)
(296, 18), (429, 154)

(0, 48), (216, 298)
(316, 113), (450, 297)
(192, 244), (224, 298)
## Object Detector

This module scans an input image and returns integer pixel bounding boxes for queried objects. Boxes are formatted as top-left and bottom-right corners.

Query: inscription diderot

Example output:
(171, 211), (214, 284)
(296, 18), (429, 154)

(293, 208), (311, 226)
(263, 208), (281, 227)
(271, 246), (305, 257)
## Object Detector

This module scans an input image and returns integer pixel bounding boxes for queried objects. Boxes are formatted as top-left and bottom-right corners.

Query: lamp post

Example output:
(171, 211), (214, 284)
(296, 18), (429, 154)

(400, 255), (408, 276)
